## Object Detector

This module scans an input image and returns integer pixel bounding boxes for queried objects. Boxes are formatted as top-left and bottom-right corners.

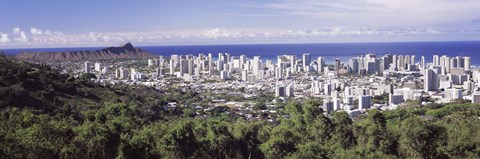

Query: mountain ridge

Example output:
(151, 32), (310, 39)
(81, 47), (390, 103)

(14, 42), (155, 61)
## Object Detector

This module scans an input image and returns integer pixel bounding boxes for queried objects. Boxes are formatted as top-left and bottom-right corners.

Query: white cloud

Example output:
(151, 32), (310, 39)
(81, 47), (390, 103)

(1, 26), (480, 48)
(11, 27), (29, 43)
(0, 33), (10, 43)
(13, 27), (21, 34)
(30, 27), (43, 35)
(16, 31), (29, 43)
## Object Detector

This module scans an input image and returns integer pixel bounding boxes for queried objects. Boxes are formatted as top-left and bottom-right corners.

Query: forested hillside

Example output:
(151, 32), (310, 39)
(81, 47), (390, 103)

(0, 54), (479, 159)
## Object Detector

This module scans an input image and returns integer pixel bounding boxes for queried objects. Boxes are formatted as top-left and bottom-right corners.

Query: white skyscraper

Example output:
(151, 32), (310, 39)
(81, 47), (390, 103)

(94, 62), (101, 72)
(392, 55), (397, 70)
(252, 56), (261, 78)
(317, 56), (325, 74)
(464, 56), (471, 70)
(208, 53), (213, 64)
(433, 55), (440, 66)
(84, 61), (91, 73)
(171, 54), (179, 65)
(169, 59), (175, 75)
(290, 55), (296, 73)
(148, 59), (154, 67)
(424, 68), (439, 92)
(421, 56), (425, 69)
(286, 83), (294, 97)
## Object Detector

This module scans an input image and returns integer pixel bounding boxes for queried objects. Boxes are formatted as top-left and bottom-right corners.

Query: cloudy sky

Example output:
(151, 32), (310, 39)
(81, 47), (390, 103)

(1, 0), (480, 48)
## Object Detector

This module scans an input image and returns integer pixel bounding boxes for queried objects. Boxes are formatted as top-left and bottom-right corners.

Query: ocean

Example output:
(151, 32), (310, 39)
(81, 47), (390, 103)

(2, 41), (480, 65)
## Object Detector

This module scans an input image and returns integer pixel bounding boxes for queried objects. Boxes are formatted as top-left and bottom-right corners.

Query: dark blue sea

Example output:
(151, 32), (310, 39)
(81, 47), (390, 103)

(2, 41), (480, 65)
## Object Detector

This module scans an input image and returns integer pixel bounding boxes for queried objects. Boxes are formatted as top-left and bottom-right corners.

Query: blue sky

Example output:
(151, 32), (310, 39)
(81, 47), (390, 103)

(1, 0), (480, 48)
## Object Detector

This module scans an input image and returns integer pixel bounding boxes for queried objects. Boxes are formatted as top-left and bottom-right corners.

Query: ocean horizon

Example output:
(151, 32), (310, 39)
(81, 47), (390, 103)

(2, 41), (480, 65)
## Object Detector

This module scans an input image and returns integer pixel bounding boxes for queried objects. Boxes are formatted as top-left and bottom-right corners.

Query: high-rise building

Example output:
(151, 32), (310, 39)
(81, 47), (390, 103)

(323, 99), (334, 112)
(389, 94), (404, 105)
(171, 54), (179, 65)
(220, 70), (230, 80)
(421, 56), (425, 69)
(349, 58), (359, 74)
(424, 67), (439, 92)
(452, 88), (462, 100)
(252, 56), (261, 78)
(334, 58), (341, 73)
(241, 70), (248, 81)
(472, 92), (480, 104)
(179, 59), (188, 76)
(317, 56), (325, 74)
(94, 62), (101, 72)
(392, 55), (397, 70)
(382, 55), (392, 72)
(290, 55), (296, 73)
(286, 83), (294, 97)
(302, 53), (311, 71)
(130, 69), (137, 80)
(359, 95), (371, 110)
(450, 58), (458, 68)
(333, 97), (341, 110)
(159, 56), (165, 67)
(456, 56), (465, 68)
(324, 83), (332, 95)
(147, 59), (154, 67)
(169, 59), (175, 75)
(275, 84), (286, 97)
(187, 59), (194, 75)
(217, 60), (224, 72)
(398, 55), (404, 70)
(367, 61), (376, 74)
(218, 53), (224, 62)
(208, 53), (213, 64)
(118, 67), (128, 79)
(84, 61), (91, 73)
(464, 56), (471, 70)
(225, 53), (231, 63)
(433, 55), (440, 66)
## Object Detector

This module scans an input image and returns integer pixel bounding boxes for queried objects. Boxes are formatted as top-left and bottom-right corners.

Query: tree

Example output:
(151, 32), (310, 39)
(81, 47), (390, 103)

(331, 111), (356, 149)
(399, 117), (447, 158)
(253, 101), (267, 110)
(181, 108), (196, 118)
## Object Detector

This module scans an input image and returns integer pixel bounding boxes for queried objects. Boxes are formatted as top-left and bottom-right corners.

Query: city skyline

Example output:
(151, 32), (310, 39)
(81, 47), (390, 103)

(1, 0), (480, 48)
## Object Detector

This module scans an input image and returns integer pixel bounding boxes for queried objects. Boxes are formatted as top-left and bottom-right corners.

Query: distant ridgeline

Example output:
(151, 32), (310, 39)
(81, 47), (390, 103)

(14, 42), (155, 61)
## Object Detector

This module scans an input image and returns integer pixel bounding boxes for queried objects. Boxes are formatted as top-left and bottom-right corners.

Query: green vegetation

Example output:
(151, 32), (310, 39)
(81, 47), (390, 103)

(1, 56), (480, 158)
(373, 93), (389, 104)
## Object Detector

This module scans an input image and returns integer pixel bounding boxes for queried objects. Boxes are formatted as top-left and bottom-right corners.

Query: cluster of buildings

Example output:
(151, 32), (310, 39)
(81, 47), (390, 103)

(80, 52), (479, 118)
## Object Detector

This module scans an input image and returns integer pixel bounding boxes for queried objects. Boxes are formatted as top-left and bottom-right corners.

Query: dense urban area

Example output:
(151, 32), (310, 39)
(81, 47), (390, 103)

(0, 49), (479, 158)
